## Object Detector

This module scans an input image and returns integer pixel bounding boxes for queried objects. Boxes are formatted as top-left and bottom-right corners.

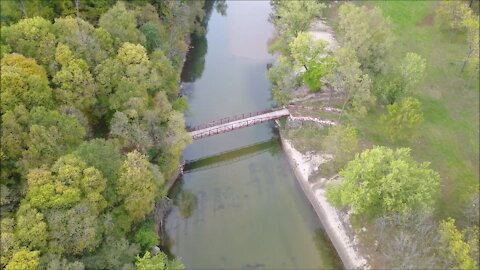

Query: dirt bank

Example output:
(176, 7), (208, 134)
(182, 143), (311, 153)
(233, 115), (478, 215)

(280, 135), (369, 270)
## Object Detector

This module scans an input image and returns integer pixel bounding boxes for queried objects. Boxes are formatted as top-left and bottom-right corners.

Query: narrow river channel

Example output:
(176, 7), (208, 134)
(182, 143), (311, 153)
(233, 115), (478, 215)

(164, 1), (342, 269)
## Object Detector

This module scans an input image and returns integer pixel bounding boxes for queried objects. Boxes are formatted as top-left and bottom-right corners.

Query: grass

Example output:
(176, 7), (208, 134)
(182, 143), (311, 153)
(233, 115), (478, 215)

(352, 1), (479, 220)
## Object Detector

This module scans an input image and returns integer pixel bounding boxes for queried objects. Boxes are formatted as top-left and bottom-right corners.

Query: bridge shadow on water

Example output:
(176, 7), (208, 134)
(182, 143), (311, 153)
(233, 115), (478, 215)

(183, 136), (282, 174)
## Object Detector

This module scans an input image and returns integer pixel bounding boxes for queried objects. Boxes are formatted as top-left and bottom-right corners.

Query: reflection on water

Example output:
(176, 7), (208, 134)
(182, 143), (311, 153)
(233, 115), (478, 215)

(165, 1), (342, 269)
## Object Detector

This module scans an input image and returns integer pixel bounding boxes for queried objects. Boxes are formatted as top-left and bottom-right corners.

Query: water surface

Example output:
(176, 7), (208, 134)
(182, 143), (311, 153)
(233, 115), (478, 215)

(165, 2), (342, 269)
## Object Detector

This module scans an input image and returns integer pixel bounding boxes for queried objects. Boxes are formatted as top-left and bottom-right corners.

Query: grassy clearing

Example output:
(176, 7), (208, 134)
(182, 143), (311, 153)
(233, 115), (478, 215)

(347, 1), (479, 220)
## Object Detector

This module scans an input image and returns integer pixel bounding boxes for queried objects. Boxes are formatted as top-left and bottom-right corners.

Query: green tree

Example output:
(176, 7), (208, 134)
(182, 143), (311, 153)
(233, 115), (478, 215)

(53, 16), (114, 69)
(289, 32), (328, 71)
(25, 154), (106, 212)
(99, 1), (146, 49)
(461, 13), (479, 74)
(271, 1), (325, 41)
(327, 146), (440, 217)
(5, 249), (40, 270)
(328, 47), (375, 116)
(322, 125), (359, 169)
(399, 52), (427, 94)
(74, 139), (123, 206)
(117, 151), (159, 223)
(381, 97), (424, 142)
(337, 4), (393, 74)
(95, 43), (150, 113)
(268, 55), (296, 105)
(135, 251), (184, 270)
(81, 237), (139, 270)
(140, 22), (162, 53)
(0, 54), (53, 113)
(21, 108), (85, 171)
(46, 202), (102, 255)
(436, 0), (472, 32)
(53, 43), (97, 113)
(1, 17), (57, 75)
(133, 221), (160, 251)
(15, 203), (48, 251)
(438, 218), (477, 269)
(0, 218), (17, 268)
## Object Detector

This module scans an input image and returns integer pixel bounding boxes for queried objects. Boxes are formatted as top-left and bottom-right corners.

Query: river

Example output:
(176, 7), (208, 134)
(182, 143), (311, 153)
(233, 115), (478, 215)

(164, 1), (342, 269)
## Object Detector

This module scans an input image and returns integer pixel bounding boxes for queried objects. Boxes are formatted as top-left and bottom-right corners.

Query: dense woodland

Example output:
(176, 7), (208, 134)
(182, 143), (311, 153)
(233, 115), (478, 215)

(269, 0), (479, 269)
(0, 0), (223, 269)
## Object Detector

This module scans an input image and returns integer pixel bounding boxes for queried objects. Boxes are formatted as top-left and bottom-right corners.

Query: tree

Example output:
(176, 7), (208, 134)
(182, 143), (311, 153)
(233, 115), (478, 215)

(81, 237), (139, 270)
(1, 17), (57, 75)
(117, 151), (159, 223)
(140, 22), (162, 53)
(337, 4), (393, 74)
(53, 16), (114, 69)
(268, 55), (297, 105)
(5, 249), (40, 270)
(461, 13), (479, 74)
(271, 1), (325, 40)
(289, 32), (328, 71)
(15, 203), (48, 251)
(0, 218), (17, 268)
(46, 202), (102, 255)
(326, 146), (440, 217)
(438, 218), (478, 269)
(328, 47), (375, 116)
(436, 0), (472, 33)
(53, 43), (97, 113)
(135, 251), (184, 270)
(380, 97), (424, 142)
(21, 108), (86, 171)
(95, 43), (150, 113)
(399, 52), (427, 94)
(322, 125), (359, 169)
(373, 212), (444, 269)
(25, 154), (106, 212)
(74, 139), (123, 206)
(99, 2), (146, 49)
(0, 54), (53, 113)
(133, 221), (160, 251)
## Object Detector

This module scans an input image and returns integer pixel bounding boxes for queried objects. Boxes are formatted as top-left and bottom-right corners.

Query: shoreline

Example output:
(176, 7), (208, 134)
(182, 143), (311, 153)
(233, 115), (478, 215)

(279, 133), (369, 270)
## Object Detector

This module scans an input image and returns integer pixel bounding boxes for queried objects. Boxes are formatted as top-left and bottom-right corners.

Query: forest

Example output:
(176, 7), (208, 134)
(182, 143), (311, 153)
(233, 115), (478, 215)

(0, 0), (219, 269)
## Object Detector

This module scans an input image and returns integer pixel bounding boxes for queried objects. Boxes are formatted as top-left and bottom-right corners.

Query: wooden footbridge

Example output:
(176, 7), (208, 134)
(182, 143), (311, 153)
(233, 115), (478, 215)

(187, 108), (290, 140)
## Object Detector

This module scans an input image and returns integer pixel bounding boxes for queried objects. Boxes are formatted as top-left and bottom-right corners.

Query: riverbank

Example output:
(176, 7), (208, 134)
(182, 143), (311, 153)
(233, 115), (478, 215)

(279, 133), (369, 270)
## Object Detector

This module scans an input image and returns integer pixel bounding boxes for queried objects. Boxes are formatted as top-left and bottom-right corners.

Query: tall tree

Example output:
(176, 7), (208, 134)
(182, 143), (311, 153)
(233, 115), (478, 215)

(1, 17), (57, 75)
(328, 47), (375, 116)
(322, 125), (359, 169)
(327, 146), (440, 217)
(117, 151), (159, 223)
(337, 4), (393, 74)
(53, 16), (114, 69)
(0, 54), (53, 113)
(99, 1), (146, 49)
(5, 249), (40, 270)
(53, 43), (97, 113)
(381, 97), (424, 142)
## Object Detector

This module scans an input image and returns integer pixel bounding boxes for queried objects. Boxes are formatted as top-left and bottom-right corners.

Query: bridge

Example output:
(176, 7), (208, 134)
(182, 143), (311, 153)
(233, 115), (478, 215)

(187, 108), (290, 140)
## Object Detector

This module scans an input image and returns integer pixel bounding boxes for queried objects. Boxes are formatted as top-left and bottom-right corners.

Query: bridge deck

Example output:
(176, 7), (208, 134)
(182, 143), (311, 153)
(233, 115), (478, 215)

(189, 108), (290, 140)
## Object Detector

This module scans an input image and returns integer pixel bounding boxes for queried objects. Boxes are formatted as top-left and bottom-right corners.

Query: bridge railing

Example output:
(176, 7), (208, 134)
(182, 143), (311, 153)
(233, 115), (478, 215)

(186, 108), (276, 132)
(191, 114), (281, 140)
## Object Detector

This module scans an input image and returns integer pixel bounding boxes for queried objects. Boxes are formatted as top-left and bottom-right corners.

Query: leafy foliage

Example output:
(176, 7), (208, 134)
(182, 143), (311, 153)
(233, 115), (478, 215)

(337, 4), (394, 74)
(438, 218), (478, 269)
(322, 125), (359, 169)
(327, 146), (440, 217)
(0, 54), (53, 113)
(135, 251), (184, 270)
(380, 97), (424, 142)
